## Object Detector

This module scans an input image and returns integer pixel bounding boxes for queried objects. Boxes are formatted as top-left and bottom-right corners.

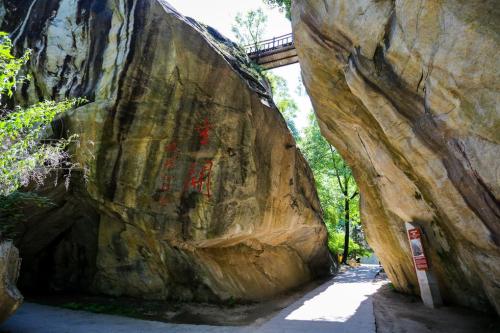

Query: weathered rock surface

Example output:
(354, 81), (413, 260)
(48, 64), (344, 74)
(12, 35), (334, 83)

(293, 0), (500, 313)
(0, 238), (23, 323)
(0, 0), (332, 302)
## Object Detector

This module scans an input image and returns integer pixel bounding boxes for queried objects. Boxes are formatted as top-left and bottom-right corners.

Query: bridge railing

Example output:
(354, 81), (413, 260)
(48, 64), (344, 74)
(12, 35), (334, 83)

(245, 33), (294, 56)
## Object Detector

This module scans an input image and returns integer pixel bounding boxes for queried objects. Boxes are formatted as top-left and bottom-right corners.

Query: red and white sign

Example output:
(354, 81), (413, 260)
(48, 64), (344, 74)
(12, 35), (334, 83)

(407, 228), (429, 271)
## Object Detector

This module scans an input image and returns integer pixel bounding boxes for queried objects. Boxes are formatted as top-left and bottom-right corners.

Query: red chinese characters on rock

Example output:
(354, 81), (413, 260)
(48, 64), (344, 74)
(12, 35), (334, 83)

(165, 142), (178, 153)
(195, 118), (212, 146)
(156, 117), (216, 206)
(183, 118), (214, 197)
(183, 160), (213, 198)
(407, 228), (429, 271)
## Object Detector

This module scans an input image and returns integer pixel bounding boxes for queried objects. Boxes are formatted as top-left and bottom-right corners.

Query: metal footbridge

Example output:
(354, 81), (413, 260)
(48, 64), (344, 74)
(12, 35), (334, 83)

(245, 33), (298, 70)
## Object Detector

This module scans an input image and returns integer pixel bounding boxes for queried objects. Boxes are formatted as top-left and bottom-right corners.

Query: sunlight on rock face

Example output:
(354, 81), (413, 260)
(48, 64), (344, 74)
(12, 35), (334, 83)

(2, 0), (333, 303)
(294, 0), (500, 314)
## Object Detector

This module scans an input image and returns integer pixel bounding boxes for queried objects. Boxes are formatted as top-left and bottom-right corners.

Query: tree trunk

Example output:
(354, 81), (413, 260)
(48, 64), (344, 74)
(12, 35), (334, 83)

(342, 198), (350, 264)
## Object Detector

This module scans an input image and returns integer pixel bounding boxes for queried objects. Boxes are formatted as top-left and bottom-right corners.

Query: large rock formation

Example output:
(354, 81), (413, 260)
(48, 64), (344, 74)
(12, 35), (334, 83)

(293, 0), (500, 313)
(0, 238), (22, 323)
(0, 0), (332, 302)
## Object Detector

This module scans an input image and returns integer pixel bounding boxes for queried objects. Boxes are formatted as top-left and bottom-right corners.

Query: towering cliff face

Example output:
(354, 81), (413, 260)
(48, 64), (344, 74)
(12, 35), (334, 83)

(0, 0), (332, 302)
(293, 0), (500, 313)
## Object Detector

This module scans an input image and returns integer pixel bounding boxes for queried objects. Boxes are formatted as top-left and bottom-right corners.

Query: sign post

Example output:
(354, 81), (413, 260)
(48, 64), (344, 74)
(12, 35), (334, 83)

(405, 222), (442, 308)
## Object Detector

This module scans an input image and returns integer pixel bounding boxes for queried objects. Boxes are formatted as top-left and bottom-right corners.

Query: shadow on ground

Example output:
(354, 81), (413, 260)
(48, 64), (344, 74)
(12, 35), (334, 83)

(373, 283), (500, 333)
(1, 265), (497, 333)
(0, 266), (382, 333)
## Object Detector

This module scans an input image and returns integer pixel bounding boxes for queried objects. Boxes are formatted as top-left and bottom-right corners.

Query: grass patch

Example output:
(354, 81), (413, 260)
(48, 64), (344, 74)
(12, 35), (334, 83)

(61, 302), (139, 317)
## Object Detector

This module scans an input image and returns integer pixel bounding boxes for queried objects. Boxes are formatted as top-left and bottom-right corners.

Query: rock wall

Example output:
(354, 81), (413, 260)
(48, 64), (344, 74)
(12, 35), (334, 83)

(293, 0), (500, 313)
(0, 239), (22, 323)
(1, 0), (332, 302)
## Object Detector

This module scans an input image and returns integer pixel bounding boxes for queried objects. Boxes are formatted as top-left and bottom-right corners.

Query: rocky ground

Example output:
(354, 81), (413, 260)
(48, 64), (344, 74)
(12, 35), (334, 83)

(3, 266), (497, 333)
(25, 277), (329, 326)
(373, 283), (500, 333)
(1, 266), (380, 332)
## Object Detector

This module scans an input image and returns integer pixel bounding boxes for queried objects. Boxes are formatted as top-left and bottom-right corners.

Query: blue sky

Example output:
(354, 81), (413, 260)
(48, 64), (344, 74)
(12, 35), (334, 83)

(167, 0), (313, 131)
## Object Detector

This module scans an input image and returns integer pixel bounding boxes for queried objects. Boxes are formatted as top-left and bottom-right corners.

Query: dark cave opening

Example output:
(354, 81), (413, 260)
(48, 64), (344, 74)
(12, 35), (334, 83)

(17, 201), (99, 297)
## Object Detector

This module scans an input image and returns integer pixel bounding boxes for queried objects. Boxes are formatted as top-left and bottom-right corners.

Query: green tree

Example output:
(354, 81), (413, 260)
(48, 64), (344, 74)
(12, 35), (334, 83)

(231, 8), (268, 48)
(0, 33), (29, 100)
(300, 115), (369, 262)
(231, 10), (299, 139)
(328, 143), (359, 264)
(0, 32), (80, 235)
(263, 0), (292, 20)
(0, 100), (80, 195)
(265, 72), (300, 140)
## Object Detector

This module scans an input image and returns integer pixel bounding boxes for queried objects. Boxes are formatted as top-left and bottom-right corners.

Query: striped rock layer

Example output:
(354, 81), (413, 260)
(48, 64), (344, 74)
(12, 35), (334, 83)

(1, 0), (332, 302)
(293, 0), (500, 313)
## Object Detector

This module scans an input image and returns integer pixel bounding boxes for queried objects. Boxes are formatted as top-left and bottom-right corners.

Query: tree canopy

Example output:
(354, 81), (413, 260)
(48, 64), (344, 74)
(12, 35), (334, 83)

(263, 0), (292, 20)
(231, 8), (299, 139)
(231, 8), (268, 47)
(299, 115), (371, 260)
(231, 7), (371, 261)
(265, 72), (300, 140)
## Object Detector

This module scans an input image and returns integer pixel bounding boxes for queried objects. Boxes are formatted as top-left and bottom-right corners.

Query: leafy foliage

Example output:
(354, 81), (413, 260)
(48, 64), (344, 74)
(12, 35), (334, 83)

(299, 115), (371, 260)
(0, 100), (81, 195)
(265, 72), (300, 140)
(327, 233), (371, 260)
(0, 32), (30, 101)
(263, 0), (292, 20)
(0, 33), (82, 197)
(231, 9), (299, 139)
(232, 7), (371, 261)
(231, 8), (268, 47)
(0, 32), (82, 237)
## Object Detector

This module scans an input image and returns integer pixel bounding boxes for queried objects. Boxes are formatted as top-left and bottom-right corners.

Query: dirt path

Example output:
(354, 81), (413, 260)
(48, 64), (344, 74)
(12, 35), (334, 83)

(1, 266), (383, 333)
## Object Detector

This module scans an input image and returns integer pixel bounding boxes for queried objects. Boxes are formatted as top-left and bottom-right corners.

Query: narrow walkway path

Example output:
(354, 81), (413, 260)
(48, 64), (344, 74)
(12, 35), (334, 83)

(258, 265), (382, 333)
(1, 265), (382, 333)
